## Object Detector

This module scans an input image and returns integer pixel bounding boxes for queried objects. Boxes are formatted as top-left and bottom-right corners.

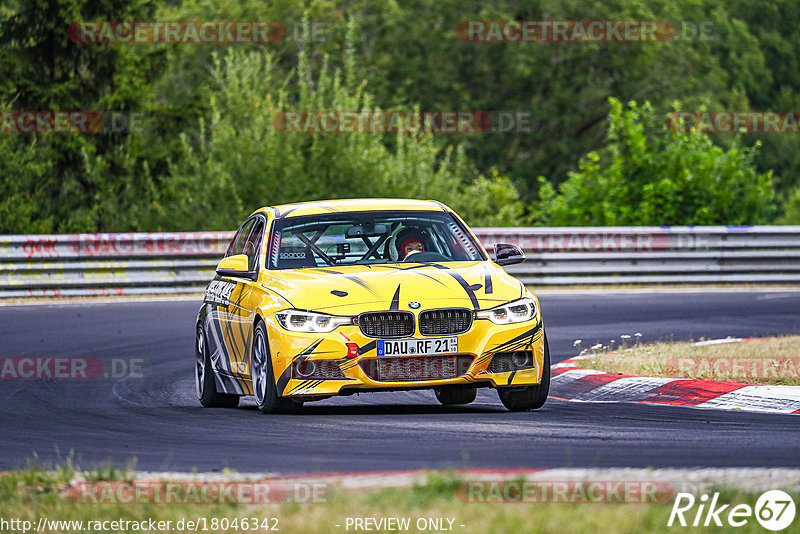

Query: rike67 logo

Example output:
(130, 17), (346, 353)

(668, 490), (796, 531)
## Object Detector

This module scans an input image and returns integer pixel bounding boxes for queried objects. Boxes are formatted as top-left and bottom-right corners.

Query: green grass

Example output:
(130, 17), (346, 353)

(573, 336), (800, 385)
(1, 467), (797, 533)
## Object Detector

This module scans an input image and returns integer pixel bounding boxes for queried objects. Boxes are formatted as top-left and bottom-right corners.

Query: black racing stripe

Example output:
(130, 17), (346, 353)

(232, 284), (249, 365)
(298, 339), (324, 357)
(389, 284), (401, 310)
(308, 268), (384, 299)
(310, 268), (345, 274)
(278, 206), (298, 219)
(358, 340), (377, 356)
(276, 366), (293, 395)
(277, 339), (324, 394)
(339, 361), (358, 371)
(219, 306), (241, 370)
(243, 318), (254, 371)
(286, 380), (314, 395)
(285, 381), (303, 394)
(218, 284), (242, 364)
(507, 370), (517, 385)
(427, 263), (480, 309)
(475, 354), (493, 364)
(484, 266), (493, 294)
(373, 264), (449, 286)
(343, 274), (383, 299)
(485, 323), (542, 354)
(208, 304), (229, 372)
(288, 379), (322, 394)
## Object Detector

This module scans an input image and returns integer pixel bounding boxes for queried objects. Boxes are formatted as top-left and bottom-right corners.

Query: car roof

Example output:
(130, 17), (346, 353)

(255, 198), (450, 219)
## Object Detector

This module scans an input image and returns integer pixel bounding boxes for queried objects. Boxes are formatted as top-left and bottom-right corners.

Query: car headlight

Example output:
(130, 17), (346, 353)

(476, 298), (539, 325)
(275, 310), (353, 333)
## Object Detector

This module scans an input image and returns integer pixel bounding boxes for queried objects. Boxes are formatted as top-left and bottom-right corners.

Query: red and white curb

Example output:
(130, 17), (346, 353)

(550, 356), (800, 415)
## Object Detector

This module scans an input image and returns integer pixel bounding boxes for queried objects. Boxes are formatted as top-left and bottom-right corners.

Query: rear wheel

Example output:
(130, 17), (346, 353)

(434, 387), (477, 406)
(252, 322), (294, 414)
(196, 325), (239, 408)
(497, 330), (550, 412)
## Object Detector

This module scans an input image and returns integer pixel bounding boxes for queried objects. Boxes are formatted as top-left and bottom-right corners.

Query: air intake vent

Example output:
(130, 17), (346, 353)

(357, 311), (415, 338)
(359, 355), (474, 381)
(487, 351), (534, 373)
(419, 308), (473, 336)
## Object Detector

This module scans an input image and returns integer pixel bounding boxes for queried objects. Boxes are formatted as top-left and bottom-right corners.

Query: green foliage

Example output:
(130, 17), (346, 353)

(0, 135), (52, 233)
(537, 98), (775, 225)
(157, 37), (523, 229)
(0, 0), (161, 232)
(778, 187), (800, 224)
(1, 0), (799, 231)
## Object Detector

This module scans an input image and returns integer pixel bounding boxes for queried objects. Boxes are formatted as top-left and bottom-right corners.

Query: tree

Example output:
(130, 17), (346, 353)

(156, 30), (524, 230)
(536, 98), (775, 225)
(0, 135), (52, 233)
(0, 0), (160, 232)
(778, 188), (800, 224)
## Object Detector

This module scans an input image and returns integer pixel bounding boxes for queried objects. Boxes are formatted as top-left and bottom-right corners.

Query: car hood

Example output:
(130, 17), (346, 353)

(262, 261), (525, 314)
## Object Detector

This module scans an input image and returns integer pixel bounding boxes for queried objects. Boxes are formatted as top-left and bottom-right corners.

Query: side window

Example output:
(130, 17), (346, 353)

(243, 219), (265, 271)
(226, 218), (256, 258)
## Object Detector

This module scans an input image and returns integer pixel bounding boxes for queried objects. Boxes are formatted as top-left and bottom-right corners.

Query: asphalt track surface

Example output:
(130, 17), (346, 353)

(0, 291), (798, 474)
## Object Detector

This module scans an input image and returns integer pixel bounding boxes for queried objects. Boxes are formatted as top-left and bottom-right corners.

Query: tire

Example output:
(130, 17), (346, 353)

(497, 330), (551, 412)
(251, 321), (294, 414)
(434, 387), (477, 406)
(196, 324), (239, 408)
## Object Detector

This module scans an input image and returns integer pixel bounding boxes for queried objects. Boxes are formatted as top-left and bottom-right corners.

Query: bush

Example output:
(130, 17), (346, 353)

(536, 98), (775, 226)
(157, 22), (525, 230)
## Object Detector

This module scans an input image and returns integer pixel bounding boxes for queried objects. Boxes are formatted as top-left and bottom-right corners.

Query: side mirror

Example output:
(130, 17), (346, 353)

(494, 243), (525, 266)
(216, 254), (257, 281)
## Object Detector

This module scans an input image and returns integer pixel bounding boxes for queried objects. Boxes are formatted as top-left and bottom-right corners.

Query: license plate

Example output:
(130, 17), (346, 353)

(376, 337), (458, 357)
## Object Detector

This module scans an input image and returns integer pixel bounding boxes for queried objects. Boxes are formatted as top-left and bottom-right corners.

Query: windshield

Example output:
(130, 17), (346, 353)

(268, 210), (486, 269)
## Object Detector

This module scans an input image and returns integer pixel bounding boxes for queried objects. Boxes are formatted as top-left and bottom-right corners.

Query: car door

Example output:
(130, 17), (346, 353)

(206, 215), (265, 382)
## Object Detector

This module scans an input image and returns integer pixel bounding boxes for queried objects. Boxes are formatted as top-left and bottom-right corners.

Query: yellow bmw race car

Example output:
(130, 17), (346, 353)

(195, 198), (549, 413)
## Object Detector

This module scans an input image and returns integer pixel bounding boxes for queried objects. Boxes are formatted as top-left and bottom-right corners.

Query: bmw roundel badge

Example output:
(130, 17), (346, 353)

(408, 301), (421, 309)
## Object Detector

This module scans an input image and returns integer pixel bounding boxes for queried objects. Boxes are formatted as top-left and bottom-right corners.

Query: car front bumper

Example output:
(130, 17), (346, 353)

(266, 316), (546, 398)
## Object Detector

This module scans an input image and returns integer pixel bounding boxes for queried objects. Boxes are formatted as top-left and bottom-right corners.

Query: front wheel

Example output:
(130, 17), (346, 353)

(196, 325), (239, 408)
(497, 330), (550, 412)
(252, 322), (294, 414)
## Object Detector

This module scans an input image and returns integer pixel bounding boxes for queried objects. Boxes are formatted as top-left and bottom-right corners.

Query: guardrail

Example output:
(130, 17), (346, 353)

(1, 226), (799, 298)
